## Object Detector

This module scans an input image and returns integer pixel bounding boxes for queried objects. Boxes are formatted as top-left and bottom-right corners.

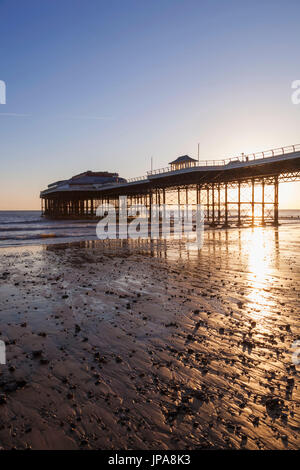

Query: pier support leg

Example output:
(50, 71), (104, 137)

(251, 178), (255, 226)
(207, 188), (210, 223)
(210, 184), (216, 226)
(149, 191), (152, 237)
(91, 199), (94, 217)
(223, 183), (229, 227)
(261, 179), (266, 226)
(162, 188), (166, 229)
(218, 184), (221, 224)
(196, 185), (200, 206)
(273, 176), (279, 226)
(158, 189), (162, 236)
(237, 181), (242, 226)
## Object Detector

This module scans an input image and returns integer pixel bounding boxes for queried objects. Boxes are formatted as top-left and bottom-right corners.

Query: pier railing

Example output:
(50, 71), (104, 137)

(127, 175), (149, 183)
(147, 144), (300, 176)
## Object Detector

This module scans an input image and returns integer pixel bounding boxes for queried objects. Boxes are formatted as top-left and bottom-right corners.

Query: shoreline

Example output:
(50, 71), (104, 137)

(1, 219), (300, 250)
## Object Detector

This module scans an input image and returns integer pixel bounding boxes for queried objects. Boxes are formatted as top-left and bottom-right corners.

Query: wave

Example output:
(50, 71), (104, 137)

(0, 233), (96, 242)
(0, 219), (97, 226)
(0, 224), (97, 233)
(0, 219), (44, 225)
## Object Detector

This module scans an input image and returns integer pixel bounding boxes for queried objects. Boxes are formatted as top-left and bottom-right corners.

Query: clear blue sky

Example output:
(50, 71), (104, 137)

(0, 0), (300, 209)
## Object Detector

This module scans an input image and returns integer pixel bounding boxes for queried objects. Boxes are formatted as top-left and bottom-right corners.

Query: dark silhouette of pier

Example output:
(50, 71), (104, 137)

(40, 144), (300, 227)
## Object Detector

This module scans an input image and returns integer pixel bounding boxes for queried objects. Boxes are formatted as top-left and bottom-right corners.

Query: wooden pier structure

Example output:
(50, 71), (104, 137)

(40, 144), (300, 227)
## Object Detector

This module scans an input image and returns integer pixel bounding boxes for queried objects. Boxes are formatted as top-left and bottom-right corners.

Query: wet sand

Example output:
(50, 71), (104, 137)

(0, 225), (299, 450)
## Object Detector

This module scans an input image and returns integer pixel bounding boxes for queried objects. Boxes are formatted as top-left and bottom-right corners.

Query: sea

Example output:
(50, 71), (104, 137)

(0, 210), (300, 247)
(0, 211), (99, 247)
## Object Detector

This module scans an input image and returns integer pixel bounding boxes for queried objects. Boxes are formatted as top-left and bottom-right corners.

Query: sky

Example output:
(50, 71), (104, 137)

(0, 0), (299, 210)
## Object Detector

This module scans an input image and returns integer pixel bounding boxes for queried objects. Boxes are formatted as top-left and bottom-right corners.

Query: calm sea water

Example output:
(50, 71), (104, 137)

(0, 210), (299, 247)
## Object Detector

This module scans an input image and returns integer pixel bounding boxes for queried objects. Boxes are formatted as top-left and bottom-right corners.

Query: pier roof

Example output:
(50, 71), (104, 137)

(41, 170), (127, 196)
(168, 155), (198, 165)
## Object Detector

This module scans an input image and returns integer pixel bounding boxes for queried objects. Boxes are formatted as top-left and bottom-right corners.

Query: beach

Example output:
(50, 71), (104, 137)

(0, 224), (299, 450)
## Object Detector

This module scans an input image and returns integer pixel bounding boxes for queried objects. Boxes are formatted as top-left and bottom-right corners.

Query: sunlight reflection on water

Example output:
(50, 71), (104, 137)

(241, 228), (279, 320)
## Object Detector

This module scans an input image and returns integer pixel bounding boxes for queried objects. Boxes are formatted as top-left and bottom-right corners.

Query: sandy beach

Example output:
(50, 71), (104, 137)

(0, 224), (299, 450)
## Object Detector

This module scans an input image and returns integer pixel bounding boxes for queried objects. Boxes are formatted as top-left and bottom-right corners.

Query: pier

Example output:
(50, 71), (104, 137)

(40, 144), (300, 227)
